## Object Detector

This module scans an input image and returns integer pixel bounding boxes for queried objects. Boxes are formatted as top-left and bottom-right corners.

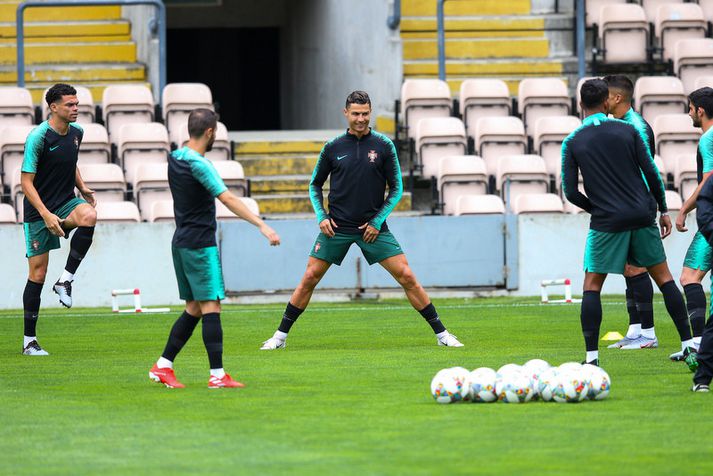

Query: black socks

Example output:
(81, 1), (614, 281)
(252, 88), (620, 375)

(628, 272), (654, 330)
(65, 226), (95, 274)
(161, 311), (200, 361)
(660, 280), (693, 341)
(202, 312), (223, 369)
(419, 303), (446, 334)
(684, 283), (706, 338)
(23, 280), (43, 337)
(278, 303), (304, 334)
(581, 290), (602, 352)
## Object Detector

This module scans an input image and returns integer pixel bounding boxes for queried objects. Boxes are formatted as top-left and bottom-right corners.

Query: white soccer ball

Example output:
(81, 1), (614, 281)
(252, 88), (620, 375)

(466, 367), (497, 403)
(430, 368), (466, 404)
(495, 368), (534, 403)
(582, 364), (611, 401)
(537, 367), (559, 402)
(552, 368), (589, 403)
(522, 359), (551, 399)
(449, 366), (471, 400)
(496, 363), (522, 378)
(558, 362), (583, 373)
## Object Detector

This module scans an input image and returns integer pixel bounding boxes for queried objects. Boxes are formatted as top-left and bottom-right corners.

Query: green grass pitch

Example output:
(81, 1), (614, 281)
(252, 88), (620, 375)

(1, 296), (712, 475)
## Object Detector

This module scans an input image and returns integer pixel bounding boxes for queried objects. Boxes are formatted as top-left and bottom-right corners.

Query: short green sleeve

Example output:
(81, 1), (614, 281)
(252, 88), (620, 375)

(700, 129), (713, 173)
(190, 158), (228, 197)
(21, 125), (46, 174)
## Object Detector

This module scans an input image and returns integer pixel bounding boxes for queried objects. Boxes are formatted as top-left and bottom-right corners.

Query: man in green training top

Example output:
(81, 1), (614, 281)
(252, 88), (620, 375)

(260, 90), (463, 350)
(20, 83), (97, 356)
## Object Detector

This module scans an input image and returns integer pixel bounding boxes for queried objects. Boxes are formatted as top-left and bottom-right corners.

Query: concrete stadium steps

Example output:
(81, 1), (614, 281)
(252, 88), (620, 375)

(238, 155), (318, 177)
(400, 16), (545, 39)
(402, 0), (531, 16)
(0, 41), (136, 64)
(249, 175), (321, 195)
(0, 19), (131, 39)
(0, 63), (145, 84)
(403, 37), (550, 60)
(253, 192), (413, 215)
(0, 2), (121, 22)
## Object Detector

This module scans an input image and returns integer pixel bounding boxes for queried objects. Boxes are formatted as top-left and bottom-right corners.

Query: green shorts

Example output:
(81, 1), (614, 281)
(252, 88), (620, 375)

(309, 231), (404, 266)
(583, 225), (666, 274)
(172, 245), (225, 301)
(23, 197), (87, 257)
(683, 231), (712, 271)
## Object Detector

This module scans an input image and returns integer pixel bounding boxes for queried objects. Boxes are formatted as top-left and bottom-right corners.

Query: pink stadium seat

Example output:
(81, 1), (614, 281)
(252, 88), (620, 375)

(655, 3), (706, 62)
(474, 116), (527, 176)
(42, 86), (95, 123)
(654, 155), (667, 186)
(700, 0), (713, 23)
(645, 0), (684, 24)
(95, 201), (141, 223)
(102, 84), (154, 139)
(653, 114), (701, 173)
(436, 155), (488, 215)
(116, 122), (170, 184)
(586, 0), (627, 27)
(495, 155), (549, 206)
(459, 79), (510, 140)
(162, 83), (214, 145)
(674, 38), (713, 94)
(532, 116), (581, 178)
(176, 120), (231, 161)
(665, 189), (683, 211)
(634, 77), (687, 125)
(454, 194), (505, 215)
(147, 200), (175, 223)
(414, 117), (467, 178)
(210, 159), (248, 197)
(674, 153), (698, 200)
(78, 123), (111, 164)
(400, 79), (452, 139)
(0, 125), (34, 185)
(517, 78), (570, 137)
(215, 197), (260, 220)
(9, 166), (23, 222)
(0, 203), (16, 224)
(694, 76), (713, 90)
(598, 4), (649, 64)
(511, 193), (564, 214)
(77, 163), (126, 202)
(132, 162), (171, 221)
(0, 87), (34, 127)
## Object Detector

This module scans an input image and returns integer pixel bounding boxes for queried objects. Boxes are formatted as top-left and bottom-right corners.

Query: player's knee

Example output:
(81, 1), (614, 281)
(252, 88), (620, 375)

(81, 206), (97, 226)
(29, 266), (47, 283)
(302, 269), (322, 288)
(397, 267), (418, 289)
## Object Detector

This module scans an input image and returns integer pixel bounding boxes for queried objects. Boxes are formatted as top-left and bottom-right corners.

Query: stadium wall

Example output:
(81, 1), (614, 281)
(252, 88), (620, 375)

(1, 214), (707, 310)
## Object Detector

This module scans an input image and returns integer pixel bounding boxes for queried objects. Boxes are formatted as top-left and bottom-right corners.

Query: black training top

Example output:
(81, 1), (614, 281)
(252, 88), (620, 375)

(168, 147), (228, 249)
(21, 121), (83, 223)
(561, 112), (667, 232)
(310, 129), (403, 234)
(621, 108), (656, 157)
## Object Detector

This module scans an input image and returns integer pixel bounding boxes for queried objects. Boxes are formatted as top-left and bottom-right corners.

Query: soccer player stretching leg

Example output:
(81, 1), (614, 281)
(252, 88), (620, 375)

(21, 83), (96, 356)
(260, 91), (462, 350)
(562, 79), (695, 367)
(149, 109), (281, 388)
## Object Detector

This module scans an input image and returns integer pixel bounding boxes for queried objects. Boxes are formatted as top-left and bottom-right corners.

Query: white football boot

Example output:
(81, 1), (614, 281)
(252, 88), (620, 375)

(260, 336), (286, 350)
(437, 333), (464, 347)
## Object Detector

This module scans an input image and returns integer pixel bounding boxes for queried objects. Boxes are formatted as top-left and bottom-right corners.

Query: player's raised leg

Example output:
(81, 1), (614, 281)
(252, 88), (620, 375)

(53, 202), (97, 308)
(379, 253), (462, 347)
(22, 253), (49, 355)
(261, 257), (331, 350)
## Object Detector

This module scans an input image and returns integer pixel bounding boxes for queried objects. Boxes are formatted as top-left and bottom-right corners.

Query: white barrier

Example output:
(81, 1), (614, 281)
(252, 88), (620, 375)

(111, 288), (171, 313)
(540, 278), (581, 304)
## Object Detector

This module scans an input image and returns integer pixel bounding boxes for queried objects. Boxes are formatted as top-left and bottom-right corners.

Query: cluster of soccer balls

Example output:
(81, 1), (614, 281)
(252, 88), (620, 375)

(430, 359), (611, 404)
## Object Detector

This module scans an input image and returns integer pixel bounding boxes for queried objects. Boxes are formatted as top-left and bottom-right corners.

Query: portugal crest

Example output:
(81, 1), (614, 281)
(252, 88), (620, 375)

(368, 150), (377, 163)
(315, 243), (321, 252)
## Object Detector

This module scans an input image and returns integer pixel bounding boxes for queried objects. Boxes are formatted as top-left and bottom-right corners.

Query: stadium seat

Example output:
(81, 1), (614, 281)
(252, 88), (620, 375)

(645, 0), (684, 24)
(9, 166), (23, 222)
(162, 83), (214, 145)
(654, 155), (667, 186)
(459, 79), (510, 140)
(400, 79), (452, 139)
(0, 203), (16, 224)
(77, 163), (126, 202)
(674, 38), (713, 93)
(102, 84), (154, 139)
(598, 4), (649, 64)
(634, 77), (687, 125)
(0, 87), (34, 127)
(653, 114), (701, 173)
(517, 78), (570, 137)
(495, 155), (549, 206)
(414, 117), (467, 178)
(436, 156), (488, 215)
(586, 0), (627, 27)
(211, 159), (248, 197)
(147, 200), (175, 223)
(132, 162), (171, 221)
(511, 193), (564, 214)
(78, 123), (111, 164)
(0, 125), (34, 184)
(700, 0), (713, 23)
(454, 194), (505, 215)
(655, 3), (706, 62)
(694, 76), (713, 90)
(176, 121), (231, 161)
(473, 116), (527, 176)
(215, 197), (260, 220)
(674, 153), (698, 199)
(664, 189), (683, 211)
(95, 201), (141, 223)
(42, 86), (95, 123)
(532, 116), (581, 178)
(116, 122), (170, 184)
(562, 199), (585, 214)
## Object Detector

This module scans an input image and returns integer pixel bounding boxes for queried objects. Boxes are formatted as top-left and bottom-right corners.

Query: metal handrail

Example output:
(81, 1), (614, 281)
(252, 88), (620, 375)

(437, 0), (447, 81)
(576, 0), (586, 79)
(16, 0), (166, 105)
(387, 0), (401, 29)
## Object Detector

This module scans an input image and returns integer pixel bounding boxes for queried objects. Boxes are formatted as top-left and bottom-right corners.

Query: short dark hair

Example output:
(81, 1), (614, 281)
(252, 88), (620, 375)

(580, 78), (609, 110)
(603, 74), (634, 102)
(187, 108), (219, 138)
(689, 87), (713, 119)
(45, 83), (77, 106)
(345, 90), (371, 109)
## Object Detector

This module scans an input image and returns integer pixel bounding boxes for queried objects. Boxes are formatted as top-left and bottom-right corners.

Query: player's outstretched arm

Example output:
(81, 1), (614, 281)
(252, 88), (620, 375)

(21, 172), (64, 237)
(217, 191), (280, 246)
(75, 167), (96, 207)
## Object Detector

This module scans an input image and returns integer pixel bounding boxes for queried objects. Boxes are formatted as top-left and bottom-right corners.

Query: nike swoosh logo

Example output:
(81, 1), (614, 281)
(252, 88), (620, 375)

(336, 155), (347, 161)
(49, 145), (59, 151)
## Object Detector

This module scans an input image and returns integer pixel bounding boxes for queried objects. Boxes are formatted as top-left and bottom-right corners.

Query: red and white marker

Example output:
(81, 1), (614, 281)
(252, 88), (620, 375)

(111, 288), (170, 313)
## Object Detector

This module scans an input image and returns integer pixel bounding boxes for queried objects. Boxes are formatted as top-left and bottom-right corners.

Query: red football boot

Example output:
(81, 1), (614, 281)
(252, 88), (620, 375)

(208, 373), (245, 389)
(149, 364), (185, 388)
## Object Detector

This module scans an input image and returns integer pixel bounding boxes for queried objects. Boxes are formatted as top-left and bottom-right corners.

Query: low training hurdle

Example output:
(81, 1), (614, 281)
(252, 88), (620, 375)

(111, 288), (171, 313)
(540, 279), (582, 304)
